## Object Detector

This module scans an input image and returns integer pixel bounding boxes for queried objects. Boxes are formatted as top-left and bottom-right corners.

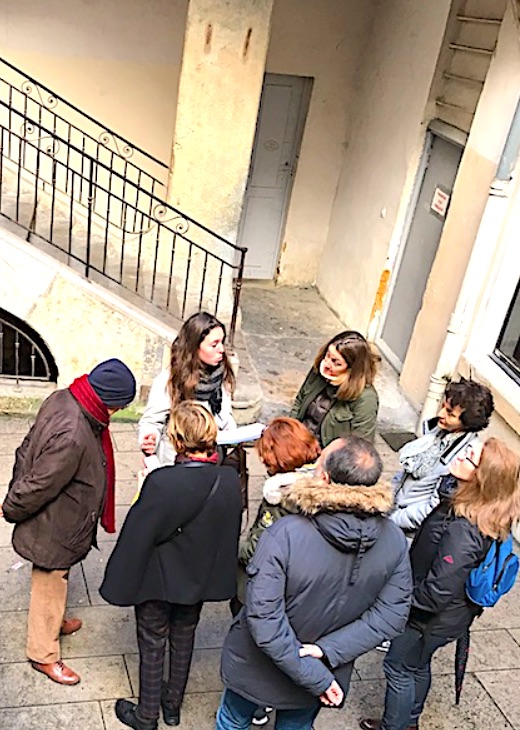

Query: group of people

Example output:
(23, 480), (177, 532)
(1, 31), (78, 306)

(1, 310), (519, 730)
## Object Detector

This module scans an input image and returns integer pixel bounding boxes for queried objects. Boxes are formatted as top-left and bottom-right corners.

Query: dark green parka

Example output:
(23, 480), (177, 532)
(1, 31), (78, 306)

(290, 367), (379, 446)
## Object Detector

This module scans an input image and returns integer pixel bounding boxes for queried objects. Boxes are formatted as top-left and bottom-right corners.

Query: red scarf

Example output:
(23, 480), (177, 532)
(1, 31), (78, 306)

(175, 452), (219, 464)
(69, 374), (116, 533)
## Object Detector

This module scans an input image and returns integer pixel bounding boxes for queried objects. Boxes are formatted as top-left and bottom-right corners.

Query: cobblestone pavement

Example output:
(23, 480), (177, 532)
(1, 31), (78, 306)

(0, 284), (519, 729)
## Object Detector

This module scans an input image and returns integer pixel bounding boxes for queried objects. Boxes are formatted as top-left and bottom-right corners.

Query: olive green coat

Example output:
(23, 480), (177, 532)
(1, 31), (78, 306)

(291, 368), (379, 446)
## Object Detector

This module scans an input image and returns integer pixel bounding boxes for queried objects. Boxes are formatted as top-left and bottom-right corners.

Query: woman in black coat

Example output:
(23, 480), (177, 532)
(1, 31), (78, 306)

(361, 437), (520, 730)
(100, 402), (242, 730)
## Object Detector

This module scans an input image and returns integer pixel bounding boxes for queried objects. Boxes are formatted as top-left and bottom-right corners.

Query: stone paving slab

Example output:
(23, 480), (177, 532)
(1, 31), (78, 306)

(81, 542), (116, 606)
(109, 450), (141, 482)
(0, 434), (27, 456)
(476, 668), (520, 728)
(111, 430), (140, 452)
(0, 549), (88, 611)
(101, 690), (222, 730)
(0, 418), (32, 435)
(115, 479), (139, 506)
(433, 628), (520, 673)
(0, 455), (16, 484)
(60, 606), (137, 659)
(194, 603), (235, 650)
(97, 505), (131, 542)
(0, 701), (105, 730)
(0, 656), (131, 708)
(312, 673), (513, 730)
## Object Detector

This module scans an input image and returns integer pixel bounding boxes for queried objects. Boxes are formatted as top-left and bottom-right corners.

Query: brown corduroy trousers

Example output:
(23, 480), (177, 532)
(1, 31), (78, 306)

(26, 566), (69, 664)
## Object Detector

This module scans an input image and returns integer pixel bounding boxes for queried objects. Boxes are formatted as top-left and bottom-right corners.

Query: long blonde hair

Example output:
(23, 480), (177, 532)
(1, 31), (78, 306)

(453, 437), (520, 540)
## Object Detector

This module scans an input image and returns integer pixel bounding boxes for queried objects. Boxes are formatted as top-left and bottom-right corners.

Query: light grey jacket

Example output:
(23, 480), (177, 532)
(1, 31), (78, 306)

(137, 369), (236, 465)
(389, 418), (479, 532)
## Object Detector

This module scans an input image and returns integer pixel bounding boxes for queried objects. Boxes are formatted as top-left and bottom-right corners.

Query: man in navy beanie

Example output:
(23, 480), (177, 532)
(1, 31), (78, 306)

(1, 359), (136, 686)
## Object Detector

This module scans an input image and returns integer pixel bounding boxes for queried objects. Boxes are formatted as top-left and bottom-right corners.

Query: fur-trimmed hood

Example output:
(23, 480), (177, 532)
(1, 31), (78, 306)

(281, 476), (394, 516)
(282, 476), (395, 557)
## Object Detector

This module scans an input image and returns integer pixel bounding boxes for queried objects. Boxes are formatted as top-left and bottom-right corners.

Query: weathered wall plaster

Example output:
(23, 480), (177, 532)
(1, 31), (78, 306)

(267, 0), (377, 285)
(0, 228), (175, 391)
(400, 3), (520, 406)
(168, 0), (275, 242)
(0, 0), (187, 167)
(316, 0), (452, 331)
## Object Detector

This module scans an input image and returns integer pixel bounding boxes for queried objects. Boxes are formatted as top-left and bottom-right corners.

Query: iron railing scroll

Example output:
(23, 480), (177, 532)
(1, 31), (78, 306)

(0, 57), (247, 346)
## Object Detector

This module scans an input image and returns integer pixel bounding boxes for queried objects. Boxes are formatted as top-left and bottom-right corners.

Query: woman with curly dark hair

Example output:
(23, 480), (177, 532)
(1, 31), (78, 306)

(138, 311), (236, 464)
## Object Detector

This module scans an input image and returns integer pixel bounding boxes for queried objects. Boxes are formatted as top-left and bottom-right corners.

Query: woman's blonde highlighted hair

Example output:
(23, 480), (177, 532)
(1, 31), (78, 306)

(453, 437), (520, 540)
(313, 330), (380, 401)
(168, 401), (218, 455)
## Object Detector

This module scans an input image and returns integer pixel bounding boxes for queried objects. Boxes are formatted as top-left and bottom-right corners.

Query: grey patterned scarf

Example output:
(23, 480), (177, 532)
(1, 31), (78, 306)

(399, 429), (462, 480)
(194, 362), (225, 414)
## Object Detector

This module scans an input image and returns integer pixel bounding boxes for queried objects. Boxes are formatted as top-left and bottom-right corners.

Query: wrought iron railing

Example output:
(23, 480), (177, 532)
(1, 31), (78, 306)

(0, 309), (57, 383)
(0, 57), (247, 344)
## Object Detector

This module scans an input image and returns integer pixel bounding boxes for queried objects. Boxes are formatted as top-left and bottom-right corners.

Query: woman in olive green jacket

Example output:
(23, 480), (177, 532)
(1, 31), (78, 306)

(291, 331), (380, 446)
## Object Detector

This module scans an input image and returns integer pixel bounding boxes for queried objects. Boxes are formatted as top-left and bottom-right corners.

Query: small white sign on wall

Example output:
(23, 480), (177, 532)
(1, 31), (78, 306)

(431, 186), (450, 218)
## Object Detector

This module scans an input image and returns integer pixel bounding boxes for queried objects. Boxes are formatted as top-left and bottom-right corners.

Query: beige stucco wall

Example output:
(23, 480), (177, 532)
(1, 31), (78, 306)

(400, 3), (520, 407)
(316, 0), (452, 331)
(168, 0), (274, 242)
(267, 0), (377, 284)
(0, 228), (174, 393)
(0, 0), (187, 168)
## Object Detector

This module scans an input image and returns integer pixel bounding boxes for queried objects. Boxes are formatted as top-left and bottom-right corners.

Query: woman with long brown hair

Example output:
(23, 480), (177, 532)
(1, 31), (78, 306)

(361, 437), (520, 730)
(138, 311), (236, 464)
(291, 330), (380, 446)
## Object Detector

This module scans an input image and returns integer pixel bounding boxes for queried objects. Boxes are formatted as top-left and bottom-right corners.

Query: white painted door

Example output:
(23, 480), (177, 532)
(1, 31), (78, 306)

(239, 74), (310, 279)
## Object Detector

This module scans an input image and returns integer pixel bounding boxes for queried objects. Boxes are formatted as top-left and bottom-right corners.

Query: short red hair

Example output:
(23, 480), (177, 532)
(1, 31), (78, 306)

(256, 417), (321, 475)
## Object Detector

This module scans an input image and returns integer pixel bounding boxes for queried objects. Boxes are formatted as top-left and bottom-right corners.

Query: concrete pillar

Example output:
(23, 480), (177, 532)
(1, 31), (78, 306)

(167, 0), (274, 242)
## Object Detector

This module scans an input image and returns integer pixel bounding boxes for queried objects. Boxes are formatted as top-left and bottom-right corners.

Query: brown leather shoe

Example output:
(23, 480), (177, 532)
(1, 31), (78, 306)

(60, 618), (83, 635)
(31, 660), (81, 685)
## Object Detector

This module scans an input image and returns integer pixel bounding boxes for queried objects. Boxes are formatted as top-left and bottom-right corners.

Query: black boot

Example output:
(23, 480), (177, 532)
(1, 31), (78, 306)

(115, 700), (158, 730)
(161, 685), (181, 726)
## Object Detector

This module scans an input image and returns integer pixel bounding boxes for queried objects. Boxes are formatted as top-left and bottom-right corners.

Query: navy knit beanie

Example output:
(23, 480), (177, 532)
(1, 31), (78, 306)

(88, 358), (136, 408)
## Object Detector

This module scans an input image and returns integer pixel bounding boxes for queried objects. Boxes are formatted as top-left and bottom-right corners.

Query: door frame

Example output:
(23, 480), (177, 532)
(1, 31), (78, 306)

(376, 122), (466, 372)
(237, 73), (313, 280)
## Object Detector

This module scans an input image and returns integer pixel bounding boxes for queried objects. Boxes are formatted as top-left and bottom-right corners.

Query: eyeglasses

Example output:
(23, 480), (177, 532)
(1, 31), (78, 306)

(465, 455), (479, 468)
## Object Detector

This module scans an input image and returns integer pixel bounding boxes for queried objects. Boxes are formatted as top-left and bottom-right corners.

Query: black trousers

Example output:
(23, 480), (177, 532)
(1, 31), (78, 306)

(135, 599), (203, 721)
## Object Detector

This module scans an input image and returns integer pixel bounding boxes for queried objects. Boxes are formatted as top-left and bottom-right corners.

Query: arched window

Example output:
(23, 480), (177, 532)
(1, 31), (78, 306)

(0, 309), (58, 383)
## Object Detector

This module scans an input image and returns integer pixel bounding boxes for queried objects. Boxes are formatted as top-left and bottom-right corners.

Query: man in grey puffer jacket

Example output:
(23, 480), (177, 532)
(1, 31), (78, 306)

(216, 436), (412, 730)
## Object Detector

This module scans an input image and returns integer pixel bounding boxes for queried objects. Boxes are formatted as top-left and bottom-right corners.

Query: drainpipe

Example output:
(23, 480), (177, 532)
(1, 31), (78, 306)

(419, 97), (520, 428)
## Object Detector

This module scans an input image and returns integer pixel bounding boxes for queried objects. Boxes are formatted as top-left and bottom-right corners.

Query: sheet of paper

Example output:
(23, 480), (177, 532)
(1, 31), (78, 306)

(217, 422), (266, 445)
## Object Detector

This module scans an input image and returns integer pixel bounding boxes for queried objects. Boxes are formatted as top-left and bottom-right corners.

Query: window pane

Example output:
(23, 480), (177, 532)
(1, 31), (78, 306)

(496, 279), (520, 376)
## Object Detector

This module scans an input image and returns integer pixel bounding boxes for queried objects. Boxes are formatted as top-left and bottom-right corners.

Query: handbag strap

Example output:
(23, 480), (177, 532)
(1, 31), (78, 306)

(158, 474), (221, 545)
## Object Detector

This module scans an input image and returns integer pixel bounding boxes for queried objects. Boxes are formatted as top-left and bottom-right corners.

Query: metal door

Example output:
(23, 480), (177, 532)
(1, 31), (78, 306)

(380, 134), (463, 369)
(239, 74), (311, 279)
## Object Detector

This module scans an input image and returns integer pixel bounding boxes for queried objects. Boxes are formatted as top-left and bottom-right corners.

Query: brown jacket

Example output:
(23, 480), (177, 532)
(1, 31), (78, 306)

(3, 389), (107, 569)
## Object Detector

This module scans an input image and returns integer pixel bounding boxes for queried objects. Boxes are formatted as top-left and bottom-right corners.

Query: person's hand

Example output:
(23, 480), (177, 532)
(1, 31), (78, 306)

(141, 433), (157, 455)
(299, 644), (324, 659)
(320, 680), (344, 707)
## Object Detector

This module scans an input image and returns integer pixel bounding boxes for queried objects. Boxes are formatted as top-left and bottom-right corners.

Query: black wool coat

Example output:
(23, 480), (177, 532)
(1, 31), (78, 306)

(100, 463), (242, 606)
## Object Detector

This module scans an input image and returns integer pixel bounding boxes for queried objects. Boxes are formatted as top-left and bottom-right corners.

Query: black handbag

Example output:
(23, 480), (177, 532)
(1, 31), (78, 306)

(220, 443), (249, 511)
